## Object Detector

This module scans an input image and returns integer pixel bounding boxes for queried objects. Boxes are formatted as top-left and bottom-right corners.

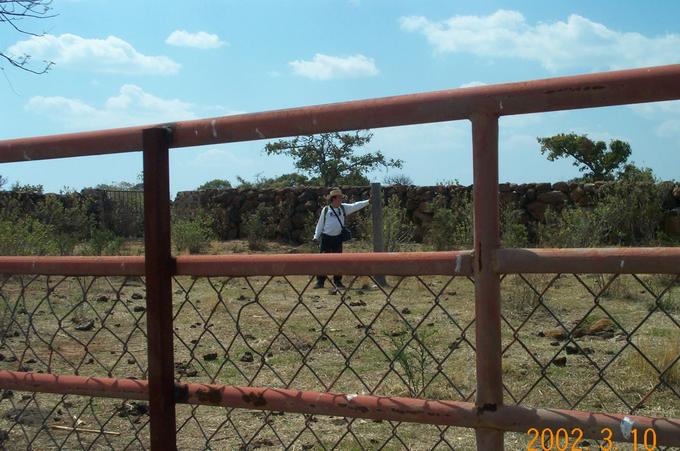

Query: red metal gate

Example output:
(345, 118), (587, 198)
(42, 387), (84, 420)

(1, 64), (679, 450)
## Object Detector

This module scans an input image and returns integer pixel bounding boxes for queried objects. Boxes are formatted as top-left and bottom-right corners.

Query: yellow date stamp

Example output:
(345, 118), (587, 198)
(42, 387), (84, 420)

(527, 427), (657, 450)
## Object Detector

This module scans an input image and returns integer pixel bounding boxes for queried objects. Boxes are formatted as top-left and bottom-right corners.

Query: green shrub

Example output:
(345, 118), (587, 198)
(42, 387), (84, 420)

(537, 168), (666, 248)
(34, 193), (94, 255)
(0, 218), (59, 256)
(83, 228), (124, 256)
(383, 195), (415, 252)
(500, 207), (529, 248)
(426, 193), (473, 250)
(537, 206), (603, 248)
(172, 218), (213, 254)
(242, 204), (277, 251)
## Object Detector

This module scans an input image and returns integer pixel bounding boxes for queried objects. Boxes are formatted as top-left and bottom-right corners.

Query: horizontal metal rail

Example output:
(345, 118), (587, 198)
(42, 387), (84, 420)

(1, 64), (679, 163)
(3, 247), (680, 277)
(1, 370), (677, 446)
(496, 247), (680, 274)
(0, 251), (473, 276)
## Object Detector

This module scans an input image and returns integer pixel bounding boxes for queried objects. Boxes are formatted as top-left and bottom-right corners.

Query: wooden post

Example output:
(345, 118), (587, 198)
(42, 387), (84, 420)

(371, 183), (387, 286)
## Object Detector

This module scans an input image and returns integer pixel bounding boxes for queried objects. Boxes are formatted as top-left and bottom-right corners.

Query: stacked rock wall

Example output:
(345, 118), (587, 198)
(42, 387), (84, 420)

(174, 181), (680, 243)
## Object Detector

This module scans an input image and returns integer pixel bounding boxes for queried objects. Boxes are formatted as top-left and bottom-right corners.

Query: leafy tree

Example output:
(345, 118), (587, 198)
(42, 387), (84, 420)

(537, 133), (631, 181)
(264, 130), (403, 187)
(384, 174), (413, 186)
(1, 0), (55, 74)
(0, 174), (6, 189)
(236, 173), (311, 189)
(95, 181), (143, 191)
(197, 179), (232, 190)
(11, 181), (43, 193)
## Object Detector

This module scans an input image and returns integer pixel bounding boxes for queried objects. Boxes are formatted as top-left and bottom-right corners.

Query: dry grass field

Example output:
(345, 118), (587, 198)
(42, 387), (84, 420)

(0, 241), (678, 450)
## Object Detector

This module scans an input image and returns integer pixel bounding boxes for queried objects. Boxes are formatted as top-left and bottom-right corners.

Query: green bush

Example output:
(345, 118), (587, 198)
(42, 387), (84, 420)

(383, 195), (415, 252)
(0, 219), (59, 256)
(242, 204), (277, 251)
(172, 218), (213, 254)
(426, 193), (473, 250)
(83, 228), (124, 256)
(34, 193), (94, 255)
(537, 168), (666, 248)
(500, 207), (529, 248)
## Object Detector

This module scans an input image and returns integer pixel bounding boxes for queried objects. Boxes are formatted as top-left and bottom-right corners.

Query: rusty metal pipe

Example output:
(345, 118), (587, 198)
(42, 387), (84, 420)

(1, 64), (679, 163)
(142, 128), (177, 450)
(495, 248), (680, 274)
(0, 371), (678, 446)
(0, 251), (473, 277)
(472, 114), (504, 449)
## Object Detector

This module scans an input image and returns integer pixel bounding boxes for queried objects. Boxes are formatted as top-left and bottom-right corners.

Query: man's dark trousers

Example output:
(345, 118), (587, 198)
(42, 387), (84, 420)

(317, 233), (343, 286)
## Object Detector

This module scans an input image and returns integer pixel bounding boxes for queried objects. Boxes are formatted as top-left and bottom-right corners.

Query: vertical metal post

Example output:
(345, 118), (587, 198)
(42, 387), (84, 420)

(143, 127), (177, 450)
(471, 114), (504, 450)
(370, 183), (387, 286)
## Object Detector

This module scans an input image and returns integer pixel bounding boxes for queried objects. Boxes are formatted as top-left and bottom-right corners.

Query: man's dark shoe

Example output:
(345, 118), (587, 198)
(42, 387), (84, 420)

(335, 282), (346, 289)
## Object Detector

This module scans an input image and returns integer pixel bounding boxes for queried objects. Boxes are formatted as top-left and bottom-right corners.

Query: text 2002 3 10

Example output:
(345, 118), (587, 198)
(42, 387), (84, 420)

(527, 427), (657, 450)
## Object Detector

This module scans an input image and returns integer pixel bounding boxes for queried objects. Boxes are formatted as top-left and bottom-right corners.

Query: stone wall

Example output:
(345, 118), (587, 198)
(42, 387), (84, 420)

(174, 181), (680, 243)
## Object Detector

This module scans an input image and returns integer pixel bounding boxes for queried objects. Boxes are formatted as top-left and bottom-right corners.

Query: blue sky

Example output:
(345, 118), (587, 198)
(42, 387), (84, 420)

(1, 0), (679, 196)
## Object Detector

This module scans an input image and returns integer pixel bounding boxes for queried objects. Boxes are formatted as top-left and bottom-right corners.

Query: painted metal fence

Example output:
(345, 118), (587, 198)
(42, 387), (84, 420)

(0, 64), (679, 450)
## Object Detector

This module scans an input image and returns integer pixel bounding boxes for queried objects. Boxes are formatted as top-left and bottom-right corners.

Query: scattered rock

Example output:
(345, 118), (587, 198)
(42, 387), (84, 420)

(203, 353), (218, 361)
(240, 352), (254, 363)
(587, 318), (614, 334)
(250, 438), (275, 448)
(127, 358), (135, 365)
(539, 328), (568, 340)
(401, 307), (412, 315)
(74, 320), (95, 331)
(95, 295), (109, 303)
(565, 345), (579, 355)
(4, 356), (16, 363)
(243, 334), (256, 341)
(0, 429), (8, 444)
(0, 391), (13, 400)
(25, 358), (36, 364)
(131, 292), (144, 300)
(390, 330), (406, 337)
(237, 294), (248, 301)
(349, 300), (366, 307)
(133, 306), (146, 313)
(4, 406), (47, 426)
(117, 401), (148, 418)
(549, 341), (560, 347)
(552, 356), (567, 367)
(86, 357), (94, 364)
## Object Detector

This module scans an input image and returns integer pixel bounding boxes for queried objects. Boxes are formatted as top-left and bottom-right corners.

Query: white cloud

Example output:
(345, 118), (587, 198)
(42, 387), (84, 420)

(25, 84), (196, 129)
(459, 81), (487, 88)
(290, 53), (378, 80)
(631, 100), (680, 142)
(400, 10), (680, 71)
(191, 148), (254, 167)
(7, 33), (180, 75)
(165, 30), (226, 49)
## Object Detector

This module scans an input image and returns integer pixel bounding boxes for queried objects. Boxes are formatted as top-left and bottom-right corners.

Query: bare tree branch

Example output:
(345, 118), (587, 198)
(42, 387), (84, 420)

(0, 0), (55, 75)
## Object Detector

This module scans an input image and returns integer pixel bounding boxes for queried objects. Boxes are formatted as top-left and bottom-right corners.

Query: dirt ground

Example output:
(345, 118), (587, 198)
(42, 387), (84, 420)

(0, 241), (678, 450)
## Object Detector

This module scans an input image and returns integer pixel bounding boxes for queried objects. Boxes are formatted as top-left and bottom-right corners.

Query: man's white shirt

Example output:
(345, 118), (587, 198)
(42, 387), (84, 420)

(313, 200), (369, 240)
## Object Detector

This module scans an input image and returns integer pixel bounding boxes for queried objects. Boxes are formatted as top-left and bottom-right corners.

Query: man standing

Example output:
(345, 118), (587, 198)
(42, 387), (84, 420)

(313, 188), (370, 289)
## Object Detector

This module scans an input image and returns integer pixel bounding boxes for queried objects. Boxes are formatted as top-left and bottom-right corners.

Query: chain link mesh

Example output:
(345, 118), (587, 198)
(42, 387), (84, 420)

(173, 274), (476, 449)
(501, 272), (680, 450)
(0, 274), (150, 449)
(1, 270), (678, 449)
